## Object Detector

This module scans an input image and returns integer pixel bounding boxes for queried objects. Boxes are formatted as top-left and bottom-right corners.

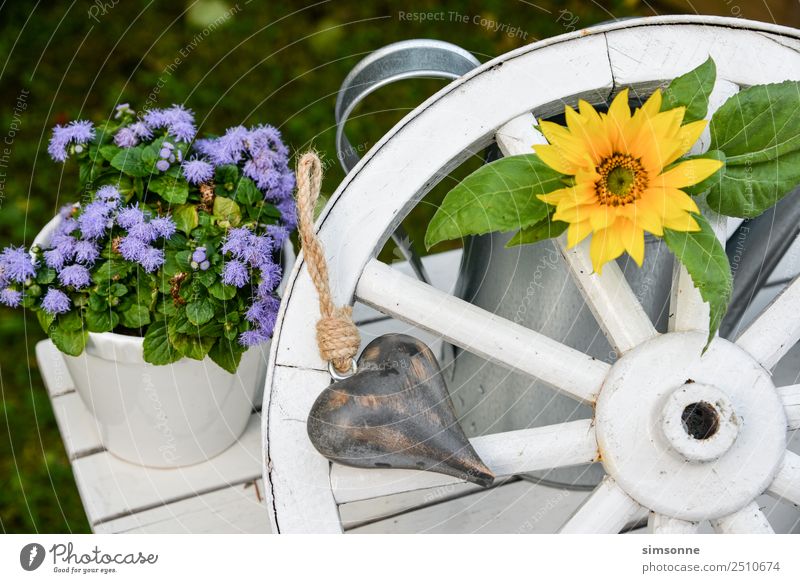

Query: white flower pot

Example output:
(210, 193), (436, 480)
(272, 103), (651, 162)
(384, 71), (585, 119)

(34, 215), (292, 467)
(62, 334), (267, 467)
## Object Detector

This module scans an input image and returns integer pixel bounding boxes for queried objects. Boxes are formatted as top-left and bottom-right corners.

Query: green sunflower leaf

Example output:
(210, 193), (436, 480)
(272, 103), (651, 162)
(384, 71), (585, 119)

(710, 80), (800, 165)
(663, 213), (732, 348)
(506, 211), (568, 248)
(425, 154), (564, 249)
(661, 57), (716, 123)
(706, 149), (800, 218)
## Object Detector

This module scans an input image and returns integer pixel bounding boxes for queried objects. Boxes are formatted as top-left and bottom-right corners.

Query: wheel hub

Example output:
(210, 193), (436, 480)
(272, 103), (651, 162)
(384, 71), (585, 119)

(595, 331), (787, 521)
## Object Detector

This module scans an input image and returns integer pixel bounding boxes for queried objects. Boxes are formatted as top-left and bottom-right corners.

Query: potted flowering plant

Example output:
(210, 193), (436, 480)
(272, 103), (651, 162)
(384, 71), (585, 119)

(0, 103), (296, 467)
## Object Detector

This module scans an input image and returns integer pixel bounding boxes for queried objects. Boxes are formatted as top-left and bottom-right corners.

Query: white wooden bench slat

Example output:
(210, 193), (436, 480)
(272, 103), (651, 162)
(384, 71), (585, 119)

(331, 419), (598, 504)
(559, 477), (643, 534)
(93, 480), (269, 534)
(495, 115), (658, 354)
(36, 340), (75, 398)
(356, 259), (608, 404)
(72, 412), (263, 525)
(49, 391), (104, 460)
(339, 480), (485, 530)
(348, 480), (589, 534)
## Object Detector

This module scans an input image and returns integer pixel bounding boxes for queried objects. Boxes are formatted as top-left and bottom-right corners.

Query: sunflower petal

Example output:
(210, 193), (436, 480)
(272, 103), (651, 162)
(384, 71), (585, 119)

(589, 227), (625, 274)
(616, 219), (645, 266)
(656, 158), (724, 189)
(662, 212), (701, 232)
(567, 220), (593, 248)
(534, 144), (577, 175)
(663, 120), (707, 165)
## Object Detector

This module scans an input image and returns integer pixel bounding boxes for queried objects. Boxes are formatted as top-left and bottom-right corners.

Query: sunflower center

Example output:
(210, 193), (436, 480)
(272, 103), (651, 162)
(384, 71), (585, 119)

(595, 153), (648, 206)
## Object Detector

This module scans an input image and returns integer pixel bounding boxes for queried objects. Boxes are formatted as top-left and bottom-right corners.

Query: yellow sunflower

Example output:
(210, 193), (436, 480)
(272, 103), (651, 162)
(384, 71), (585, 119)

(534, 88), (723, 273)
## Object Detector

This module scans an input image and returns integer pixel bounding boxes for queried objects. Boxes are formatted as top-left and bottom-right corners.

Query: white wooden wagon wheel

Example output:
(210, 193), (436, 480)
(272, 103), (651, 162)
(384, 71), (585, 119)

(263, 15), (800, 534)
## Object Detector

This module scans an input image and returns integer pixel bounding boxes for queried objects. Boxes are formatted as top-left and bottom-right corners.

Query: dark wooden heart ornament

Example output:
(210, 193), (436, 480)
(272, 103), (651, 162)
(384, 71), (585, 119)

(307, 333), (495, 487)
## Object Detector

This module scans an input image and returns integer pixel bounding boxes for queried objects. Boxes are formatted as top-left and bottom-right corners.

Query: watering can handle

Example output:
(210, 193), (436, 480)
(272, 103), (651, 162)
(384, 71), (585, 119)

(334, 40), (481, 283)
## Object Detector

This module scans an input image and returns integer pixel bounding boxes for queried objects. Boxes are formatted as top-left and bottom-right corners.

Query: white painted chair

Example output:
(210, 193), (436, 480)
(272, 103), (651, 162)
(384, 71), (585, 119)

(262, 16), (800, 534)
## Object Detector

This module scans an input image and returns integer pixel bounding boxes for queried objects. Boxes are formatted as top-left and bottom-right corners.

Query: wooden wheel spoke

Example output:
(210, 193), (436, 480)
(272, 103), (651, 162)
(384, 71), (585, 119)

(710, 501), (774, 534)
(557, 238), (658, 353)
(736, 275), (800, 369)
(647, 512), (700, 533)
(559, 477), (642, 534)
(777, 385), (800, 431)
(356, 260), (608, 404)
(767, 451), (800, 508)
(496, 114), (657, 354)
(331, 419), (598, 503)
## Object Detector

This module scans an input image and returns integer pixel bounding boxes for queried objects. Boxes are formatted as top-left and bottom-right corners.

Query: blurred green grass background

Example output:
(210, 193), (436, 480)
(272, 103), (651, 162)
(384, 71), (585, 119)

(0, 0), (789, 533)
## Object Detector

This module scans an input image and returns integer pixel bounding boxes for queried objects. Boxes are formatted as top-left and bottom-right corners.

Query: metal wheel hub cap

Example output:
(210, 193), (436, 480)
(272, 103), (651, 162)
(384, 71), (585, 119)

(595, 331), (787, 521)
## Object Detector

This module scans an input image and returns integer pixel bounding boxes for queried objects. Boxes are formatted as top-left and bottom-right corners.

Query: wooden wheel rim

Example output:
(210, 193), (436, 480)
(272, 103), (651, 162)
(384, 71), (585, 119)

(264, 16), (800, 533)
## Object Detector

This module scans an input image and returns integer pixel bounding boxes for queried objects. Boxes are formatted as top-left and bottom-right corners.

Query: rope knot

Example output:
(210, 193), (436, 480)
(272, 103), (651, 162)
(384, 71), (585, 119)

(296, 152), (361, 376)
(316, 306), (360, 372)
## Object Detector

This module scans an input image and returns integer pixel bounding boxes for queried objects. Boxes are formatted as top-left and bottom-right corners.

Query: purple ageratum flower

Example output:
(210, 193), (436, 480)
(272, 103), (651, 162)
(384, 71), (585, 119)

(239, 328), (271, 347)
(44, 248), (68, 270)
(138, 247), (165, 273)
(74, 240), (100, 264)
(266, 224), (289, 248)
(242, 234), (274, 269)
(143, 105), (196, 143)
(58, 203), (77, 219)
(198, 125), (249, 165)
(246, 294), (280, 326)
(0, 287), (22, 307)
(42, 288), (71, 315)
(150, 216), (176, 239)
(51, 228), (77, 250)
(276, 198), (297, 229)
(114, 127), (139, 148)
(129, 122), (152, 140)
(78, 201), (112, 240)
(48, 120), (95, 162)
(155, 159), (170, 172)
(182, 158), (214, 184)
(127, 221), (158, 243)
(221, 227), (252, 260)
(0, 246), (37, 283)
(159, 147), (171, 159)
(118, 236), (148, 262)
(96, 185), (121, 207)
(191, 247), (207, 263)
(169, 121), (196, 143)
(257, 261), (283, 294)
(116, 205), (146, 229)
(58, 264), (91, 289)
(242, 125), (294, 196)
(55, 218), (79, 238)
(222, 260), (249, 288)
